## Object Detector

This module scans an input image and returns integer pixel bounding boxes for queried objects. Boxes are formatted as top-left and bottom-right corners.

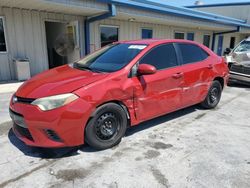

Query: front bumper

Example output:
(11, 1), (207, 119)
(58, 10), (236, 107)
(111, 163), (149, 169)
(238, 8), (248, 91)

(9, 95), (93, 148)
(229, 71), (250, 84)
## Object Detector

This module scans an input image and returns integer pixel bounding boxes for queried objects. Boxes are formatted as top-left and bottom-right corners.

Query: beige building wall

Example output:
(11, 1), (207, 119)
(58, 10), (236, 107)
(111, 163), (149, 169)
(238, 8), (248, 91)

(192, 5), (250, 24)
(0, 7), (84, 80)
(191, 5), (250, 52)
(213, 33), (245, 54)
(89, 18), (214, 53)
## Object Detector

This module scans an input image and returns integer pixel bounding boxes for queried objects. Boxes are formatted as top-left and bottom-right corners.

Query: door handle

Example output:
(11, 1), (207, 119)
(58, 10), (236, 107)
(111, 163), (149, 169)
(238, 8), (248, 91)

(172, 72), (183, 79)
(207, 64), (213, 69)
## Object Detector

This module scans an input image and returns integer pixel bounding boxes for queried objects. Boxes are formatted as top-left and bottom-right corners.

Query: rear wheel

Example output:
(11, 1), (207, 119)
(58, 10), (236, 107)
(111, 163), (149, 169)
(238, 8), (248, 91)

(85, 103), (127, 150)
(200, 80), (222, 109)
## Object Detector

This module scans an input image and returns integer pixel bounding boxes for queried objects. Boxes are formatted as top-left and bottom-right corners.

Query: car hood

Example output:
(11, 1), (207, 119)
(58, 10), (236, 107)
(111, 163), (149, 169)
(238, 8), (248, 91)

(16, 65), (108, 98)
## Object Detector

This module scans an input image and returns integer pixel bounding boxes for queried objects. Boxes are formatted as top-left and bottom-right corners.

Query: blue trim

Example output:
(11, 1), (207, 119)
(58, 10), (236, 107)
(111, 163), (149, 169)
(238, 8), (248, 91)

(217, 35), (224, 55)
(187, 2), (250, 8)
(84, 20), (90, 55)
(85, 4), (116, 54)
(96, 0), (250, 28)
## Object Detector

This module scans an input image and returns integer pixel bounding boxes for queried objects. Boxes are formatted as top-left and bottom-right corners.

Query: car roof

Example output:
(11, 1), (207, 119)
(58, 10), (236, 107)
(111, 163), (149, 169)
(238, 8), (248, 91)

(119, 39), (200, 46)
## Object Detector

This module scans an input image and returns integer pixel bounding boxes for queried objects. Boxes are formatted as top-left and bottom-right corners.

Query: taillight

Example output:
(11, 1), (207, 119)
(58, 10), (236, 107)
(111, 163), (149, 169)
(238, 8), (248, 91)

(221, 56), (227, 64)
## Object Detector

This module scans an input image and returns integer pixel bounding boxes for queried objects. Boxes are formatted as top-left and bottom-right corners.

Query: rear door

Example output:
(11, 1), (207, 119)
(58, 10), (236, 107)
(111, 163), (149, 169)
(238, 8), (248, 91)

(176, 43), (212, 107)
(132, 43), (183, 121)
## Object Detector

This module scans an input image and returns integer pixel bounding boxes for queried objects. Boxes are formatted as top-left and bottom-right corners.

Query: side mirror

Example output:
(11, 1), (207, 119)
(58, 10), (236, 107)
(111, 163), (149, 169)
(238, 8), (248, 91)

(137, 64), (156, 75)
(224, 48), (231, 55)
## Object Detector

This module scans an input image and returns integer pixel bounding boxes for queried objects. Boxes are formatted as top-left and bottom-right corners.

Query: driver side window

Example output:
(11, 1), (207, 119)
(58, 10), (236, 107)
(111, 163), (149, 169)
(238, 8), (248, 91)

(139, 44), (178, 70)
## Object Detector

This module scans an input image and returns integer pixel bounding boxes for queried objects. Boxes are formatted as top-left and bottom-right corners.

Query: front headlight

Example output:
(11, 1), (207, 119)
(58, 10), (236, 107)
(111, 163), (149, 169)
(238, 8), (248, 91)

(31, 93), (79, 111)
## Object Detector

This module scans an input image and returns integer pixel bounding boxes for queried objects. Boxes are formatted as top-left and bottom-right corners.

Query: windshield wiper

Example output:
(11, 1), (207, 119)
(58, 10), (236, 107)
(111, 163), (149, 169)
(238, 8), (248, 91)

(74, 63), (103, 73)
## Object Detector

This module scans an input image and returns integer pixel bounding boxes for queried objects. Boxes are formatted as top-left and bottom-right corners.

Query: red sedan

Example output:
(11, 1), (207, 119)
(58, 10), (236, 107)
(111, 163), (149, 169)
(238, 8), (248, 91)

(9, 39), (229, 149)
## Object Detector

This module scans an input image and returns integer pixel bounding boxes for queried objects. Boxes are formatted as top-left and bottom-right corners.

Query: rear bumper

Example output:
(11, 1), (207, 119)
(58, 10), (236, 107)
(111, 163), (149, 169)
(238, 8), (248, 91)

(9, 95), (93, 148)
(229, 71), (250, 83)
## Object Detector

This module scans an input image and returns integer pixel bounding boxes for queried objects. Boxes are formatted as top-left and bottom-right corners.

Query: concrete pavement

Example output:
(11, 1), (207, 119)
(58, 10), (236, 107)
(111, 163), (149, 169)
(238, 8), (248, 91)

(0, 82), (250, 188)
(0, 82), (23, 124)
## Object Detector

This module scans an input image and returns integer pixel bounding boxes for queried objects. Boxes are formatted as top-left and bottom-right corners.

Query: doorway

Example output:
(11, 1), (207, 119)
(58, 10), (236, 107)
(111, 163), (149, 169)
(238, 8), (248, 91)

(45, 21), (80, 69)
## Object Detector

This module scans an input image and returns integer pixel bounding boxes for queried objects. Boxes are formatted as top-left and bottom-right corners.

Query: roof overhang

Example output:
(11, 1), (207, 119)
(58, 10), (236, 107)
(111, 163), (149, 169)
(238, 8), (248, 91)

(115, 6), (235, 31)
(186, 2), (250, 8)
(1, 0), (250, 31)
(97, 0), (250, 29)
(0, 0), (108, 16)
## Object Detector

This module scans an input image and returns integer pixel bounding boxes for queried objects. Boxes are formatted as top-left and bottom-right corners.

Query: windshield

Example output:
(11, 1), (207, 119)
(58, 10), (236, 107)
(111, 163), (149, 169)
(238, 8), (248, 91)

(74, 43), (147, 72)
(234, 40), (250, 53)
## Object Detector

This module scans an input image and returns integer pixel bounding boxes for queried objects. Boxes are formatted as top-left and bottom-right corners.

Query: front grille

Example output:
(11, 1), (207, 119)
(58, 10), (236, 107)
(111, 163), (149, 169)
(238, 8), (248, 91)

(15, 96), (35, 104)
(9, 108), (22, 116)
(230, 64), (250, 75)
(9, 109), (27, 128)
(9, 109), (33, 141)
(13, 123), (34, 141)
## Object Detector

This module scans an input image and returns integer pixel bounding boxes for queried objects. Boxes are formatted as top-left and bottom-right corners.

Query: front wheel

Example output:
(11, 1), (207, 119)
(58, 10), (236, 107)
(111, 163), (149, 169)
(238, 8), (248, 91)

(85, 103), (127, 150)
(200, 80), (222, 109)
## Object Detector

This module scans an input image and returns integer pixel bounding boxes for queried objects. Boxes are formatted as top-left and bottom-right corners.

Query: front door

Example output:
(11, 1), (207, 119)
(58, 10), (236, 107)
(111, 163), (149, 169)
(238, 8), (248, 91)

(132, 44), (183, 121)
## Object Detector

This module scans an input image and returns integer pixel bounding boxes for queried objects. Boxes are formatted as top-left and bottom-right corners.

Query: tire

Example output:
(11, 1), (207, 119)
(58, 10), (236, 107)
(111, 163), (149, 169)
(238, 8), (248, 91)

(200, 80), (222, 109)
(85, 103), (127, 150)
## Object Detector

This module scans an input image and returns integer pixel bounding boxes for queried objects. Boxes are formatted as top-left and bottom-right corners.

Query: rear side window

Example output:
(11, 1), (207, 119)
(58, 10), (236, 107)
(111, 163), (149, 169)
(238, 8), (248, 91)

(139, 44), (178, 70)
(178, 43), (209, 64)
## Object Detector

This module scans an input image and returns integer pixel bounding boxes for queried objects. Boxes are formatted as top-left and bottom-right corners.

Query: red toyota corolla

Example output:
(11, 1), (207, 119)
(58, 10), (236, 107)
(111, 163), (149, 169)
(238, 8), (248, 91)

(9, 39), (229, 149)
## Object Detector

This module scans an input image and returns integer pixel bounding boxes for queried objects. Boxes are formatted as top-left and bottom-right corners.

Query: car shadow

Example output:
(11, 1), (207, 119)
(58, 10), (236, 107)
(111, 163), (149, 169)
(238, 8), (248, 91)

(8, 129), (80, 159)
(125, 105), (198, 137)
(8, 105), (200, 158)
(227, 82), (250, 90)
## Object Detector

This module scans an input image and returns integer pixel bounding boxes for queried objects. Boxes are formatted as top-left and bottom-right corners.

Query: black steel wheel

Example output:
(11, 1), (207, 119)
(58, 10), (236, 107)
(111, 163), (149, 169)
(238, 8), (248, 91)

(208, 87), (219, 106)
(200, 80), (222, 109)
(95, 112), (121, 141)
(85, 103), (127, 150)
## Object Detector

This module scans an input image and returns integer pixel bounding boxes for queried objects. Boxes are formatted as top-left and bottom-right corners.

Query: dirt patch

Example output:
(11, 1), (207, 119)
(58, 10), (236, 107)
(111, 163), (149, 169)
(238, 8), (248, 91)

(103, 156), (113, 163)
(152, 142), (173, 150)
(135, 157), (142, 161)
(194, 113), (206, 120)
(144, 150), (160, 159)
(107, 181), (119, 188)
(55, 168), (89, 181)
(151, 166), (170, 187)
(113, 151), (123, 157)
(91, 161), (103, 169)
(0, 121), (12, 136)
(49, 183), (65, 188)
(0, 161), (55, 187)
